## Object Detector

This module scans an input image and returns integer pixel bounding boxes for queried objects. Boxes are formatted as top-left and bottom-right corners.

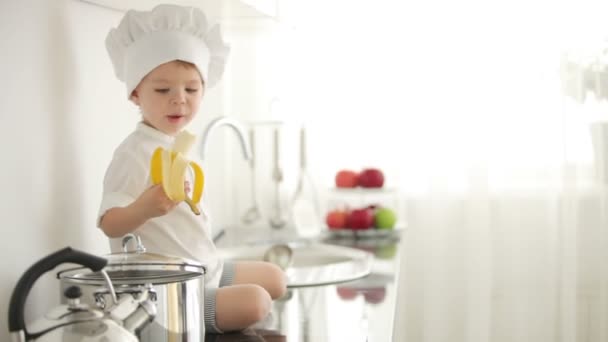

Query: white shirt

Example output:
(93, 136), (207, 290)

(97, 122), (222, 287)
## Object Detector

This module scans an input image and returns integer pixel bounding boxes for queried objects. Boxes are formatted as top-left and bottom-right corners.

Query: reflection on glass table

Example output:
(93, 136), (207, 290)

(209, 229), (403, 341)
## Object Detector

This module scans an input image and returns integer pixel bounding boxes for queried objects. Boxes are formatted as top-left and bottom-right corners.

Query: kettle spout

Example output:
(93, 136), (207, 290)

(107, 287), (157, 336)
(123, 299), (157, 335)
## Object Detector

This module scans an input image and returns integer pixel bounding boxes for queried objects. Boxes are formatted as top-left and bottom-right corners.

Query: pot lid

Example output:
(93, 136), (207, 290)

(57, 234), (206, 285)
(104, 250), (204, 270)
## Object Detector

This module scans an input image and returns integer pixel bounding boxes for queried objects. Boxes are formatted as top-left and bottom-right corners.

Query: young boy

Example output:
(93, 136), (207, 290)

(100, 4), (286, 333)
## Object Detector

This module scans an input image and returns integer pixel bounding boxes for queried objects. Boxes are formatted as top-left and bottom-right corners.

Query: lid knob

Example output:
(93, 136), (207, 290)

(122, 234), (146, 253)
(64, 286), (82, 299)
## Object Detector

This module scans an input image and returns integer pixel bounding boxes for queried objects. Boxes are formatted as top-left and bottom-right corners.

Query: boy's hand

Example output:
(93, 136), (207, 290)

(134, 184), (178, 219)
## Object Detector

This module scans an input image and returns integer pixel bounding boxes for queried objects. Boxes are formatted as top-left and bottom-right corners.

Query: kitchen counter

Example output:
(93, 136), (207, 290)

(206, 228), (403, 342)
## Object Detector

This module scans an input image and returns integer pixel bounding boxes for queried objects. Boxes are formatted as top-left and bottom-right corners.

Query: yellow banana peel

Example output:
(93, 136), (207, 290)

(150, 130), (204, 215)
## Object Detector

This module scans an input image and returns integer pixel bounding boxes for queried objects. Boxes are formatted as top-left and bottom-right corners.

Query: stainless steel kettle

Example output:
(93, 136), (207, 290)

(8, 247), (156, 342)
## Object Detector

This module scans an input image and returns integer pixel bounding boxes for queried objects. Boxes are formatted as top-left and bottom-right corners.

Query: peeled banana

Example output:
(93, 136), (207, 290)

(150, 130), (204, 215)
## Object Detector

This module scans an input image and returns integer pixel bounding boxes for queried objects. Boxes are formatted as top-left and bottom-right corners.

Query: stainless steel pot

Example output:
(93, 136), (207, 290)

(57, 234), (207, 342)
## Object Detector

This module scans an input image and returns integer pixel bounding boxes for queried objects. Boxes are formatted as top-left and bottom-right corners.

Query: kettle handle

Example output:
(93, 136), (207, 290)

(8, 247), (107, 338)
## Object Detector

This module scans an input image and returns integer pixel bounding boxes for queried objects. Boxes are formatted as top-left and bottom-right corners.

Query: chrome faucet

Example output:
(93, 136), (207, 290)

(199, 116), (252, 160)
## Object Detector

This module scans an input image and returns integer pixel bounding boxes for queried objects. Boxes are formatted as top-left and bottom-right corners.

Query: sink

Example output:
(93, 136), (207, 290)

(218, 242), (373, 288)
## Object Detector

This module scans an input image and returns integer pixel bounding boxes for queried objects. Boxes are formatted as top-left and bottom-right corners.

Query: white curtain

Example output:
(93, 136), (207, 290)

(268, 1), (608, 341)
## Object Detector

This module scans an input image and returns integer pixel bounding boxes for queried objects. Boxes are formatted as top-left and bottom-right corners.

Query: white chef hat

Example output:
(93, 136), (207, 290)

(105, 4), (230, 98)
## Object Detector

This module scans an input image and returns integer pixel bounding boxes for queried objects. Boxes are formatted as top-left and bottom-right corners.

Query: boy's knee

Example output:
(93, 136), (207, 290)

(245, 285), (272, 322)
(265, 264), (288, 299)
(214, 284), (272, 332)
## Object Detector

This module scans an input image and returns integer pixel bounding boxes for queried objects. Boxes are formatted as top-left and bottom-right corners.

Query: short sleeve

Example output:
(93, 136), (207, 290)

(97, 151), (149, 227)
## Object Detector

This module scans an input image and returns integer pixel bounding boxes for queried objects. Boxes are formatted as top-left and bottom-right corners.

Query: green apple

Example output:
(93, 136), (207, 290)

(375, 243), (397, 259)
(374, 207), (396, 229)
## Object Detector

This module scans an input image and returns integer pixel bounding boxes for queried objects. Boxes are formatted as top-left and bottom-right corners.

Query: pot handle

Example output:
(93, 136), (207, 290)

(8, 247), (108, 337)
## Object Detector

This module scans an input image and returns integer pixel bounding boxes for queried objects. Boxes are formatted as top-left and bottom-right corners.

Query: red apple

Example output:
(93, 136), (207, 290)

(336, 287), (358, 300)
(335, 170), (359, 188)
(326, 210), (348, 229)
(362, 287), (386, 304)
(353, 245), (375, 254)
(346, 208), (374, 230)
(358, 168), (384, 188)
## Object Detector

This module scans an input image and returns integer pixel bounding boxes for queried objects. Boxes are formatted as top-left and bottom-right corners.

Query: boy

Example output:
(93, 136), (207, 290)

(100, 4), (286, 333)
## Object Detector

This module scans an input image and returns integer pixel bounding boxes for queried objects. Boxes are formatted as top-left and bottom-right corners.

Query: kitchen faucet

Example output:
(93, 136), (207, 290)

(199, 116), (252, 160)
(200, 116), (252, 243)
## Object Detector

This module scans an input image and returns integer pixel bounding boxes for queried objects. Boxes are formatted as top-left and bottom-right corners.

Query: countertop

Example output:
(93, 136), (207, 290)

(206, 228), (403, 342)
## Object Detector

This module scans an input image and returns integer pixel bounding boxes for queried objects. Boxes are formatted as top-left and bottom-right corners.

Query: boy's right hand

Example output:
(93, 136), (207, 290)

(133, 184), (178, 219)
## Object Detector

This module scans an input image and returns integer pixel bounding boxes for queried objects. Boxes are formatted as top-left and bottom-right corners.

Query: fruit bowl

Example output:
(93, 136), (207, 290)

(325, 226), (404, 239)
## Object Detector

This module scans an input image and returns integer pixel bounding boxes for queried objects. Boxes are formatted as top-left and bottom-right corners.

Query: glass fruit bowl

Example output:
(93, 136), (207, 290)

(325, 226), (404, 239)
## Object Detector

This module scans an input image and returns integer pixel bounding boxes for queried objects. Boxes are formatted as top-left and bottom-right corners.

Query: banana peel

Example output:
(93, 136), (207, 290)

(150, 130), (204, 215)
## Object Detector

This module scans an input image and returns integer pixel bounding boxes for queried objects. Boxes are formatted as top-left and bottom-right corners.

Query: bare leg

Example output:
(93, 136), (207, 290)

(232, 261), (288, 299)
(215, 284), (272, 332)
